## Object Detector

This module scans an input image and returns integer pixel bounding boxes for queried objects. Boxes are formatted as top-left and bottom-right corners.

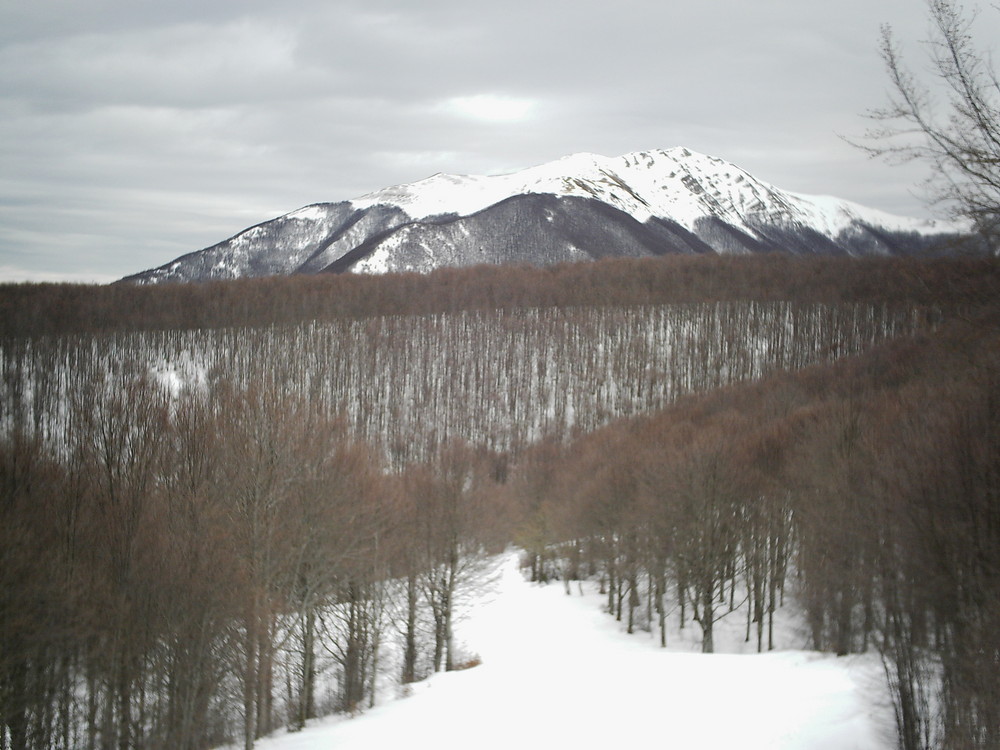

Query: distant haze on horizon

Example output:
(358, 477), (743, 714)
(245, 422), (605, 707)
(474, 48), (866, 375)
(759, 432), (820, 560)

(3, 0), (998, 283)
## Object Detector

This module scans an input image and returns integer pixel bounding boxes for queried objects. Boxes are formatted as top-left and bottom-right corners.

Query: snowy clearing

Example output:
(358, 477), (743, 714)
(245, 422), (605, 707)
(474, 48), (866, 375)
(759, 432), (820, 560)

(246, 552), (895, 750)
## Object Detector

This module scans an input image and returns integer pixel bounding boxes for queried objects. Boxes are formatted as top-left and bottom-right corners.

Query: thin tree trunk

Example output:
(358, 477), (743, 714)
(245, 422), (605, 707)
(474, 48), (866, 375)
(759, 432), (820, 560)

(701, 585), (715, 654)
(297, 606), (316, 729)
(444, 556), (457, 672)
(656, 571), (667, 648)
(242, 625), (257, 750)
(678, 577), (686, 629)
(767, 571), (777, 651)
(402, 573), (418, 684)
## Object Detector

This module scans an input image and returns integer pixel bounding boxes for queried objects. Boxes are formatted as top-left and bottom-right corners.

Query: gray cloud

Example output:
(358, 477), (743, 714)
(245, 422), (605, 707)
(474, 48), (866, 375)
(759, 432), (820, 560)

(2, 0), (995, 282)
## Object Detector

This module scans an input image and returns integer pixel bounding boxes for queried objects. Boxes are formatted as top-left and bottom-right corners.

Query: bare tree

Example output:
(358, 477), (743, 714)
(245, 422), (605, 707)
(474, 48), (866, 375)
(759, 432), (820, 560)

(0, 428), (65, 750)
(858, 0), (1000, 250)
(792, 395), (882, 655)
(414, 441), (493, 674)
(668, 422), (743, 654)
(215, 383), (305, 750)
(72, 370), (169, 750)
(156, 390), (237, 750)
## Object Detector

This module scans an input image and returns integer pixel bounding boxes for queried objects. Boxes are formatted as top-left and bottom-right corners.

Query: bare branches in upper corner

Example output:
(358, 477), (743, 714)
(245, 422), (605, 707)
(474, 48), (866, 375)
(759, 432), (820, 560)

(855, 0), (1000, 252)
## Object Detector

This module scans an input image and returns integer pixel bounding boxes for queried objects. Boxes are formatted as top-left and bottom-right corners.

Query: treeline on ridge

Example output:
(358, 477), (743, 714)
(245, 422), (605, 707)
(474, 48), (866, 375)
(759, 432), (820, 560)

(2, 254), (999, 336)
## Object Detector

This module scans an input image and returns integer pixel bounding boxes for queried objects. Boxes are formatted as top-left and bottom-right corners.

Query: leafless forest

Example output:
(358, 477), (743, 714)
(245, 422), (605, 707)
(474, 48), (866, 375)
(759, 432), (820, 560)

(2, 256), (998, 750)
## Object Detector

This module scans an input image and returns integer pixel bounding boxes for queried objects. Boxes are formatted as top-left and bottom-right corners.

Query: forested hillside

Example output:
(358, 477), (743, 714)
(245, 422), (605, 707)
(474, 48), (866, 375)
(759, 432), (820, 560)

(514, 306), (1000, 749)
(1, 255), (998, 750)
(2, 302), (927, 462)
(2, 255), (997, 336)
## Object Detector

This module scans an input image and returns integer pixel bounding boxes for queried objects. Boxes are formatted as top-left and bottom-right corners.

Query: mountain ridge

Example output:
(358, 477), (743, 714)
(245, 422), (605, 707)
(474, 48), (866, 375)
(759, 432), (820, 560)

(124, 147), (972, 284)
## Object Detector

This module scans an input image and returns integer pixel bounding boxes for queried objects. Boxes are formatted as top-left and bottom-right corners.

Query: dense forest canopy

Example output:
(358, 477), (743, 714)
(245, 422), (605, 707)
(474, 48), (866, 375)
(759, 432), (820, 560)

(2, 254), (999, 336)
(1, 254), (998, 750)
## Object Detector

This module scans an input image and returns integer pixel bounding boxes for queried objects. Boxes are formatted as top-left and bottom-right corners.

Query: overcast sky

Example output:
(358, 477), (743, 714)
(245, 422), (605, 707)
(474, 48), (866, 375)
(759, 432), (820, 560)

(2, 0), (997, 283)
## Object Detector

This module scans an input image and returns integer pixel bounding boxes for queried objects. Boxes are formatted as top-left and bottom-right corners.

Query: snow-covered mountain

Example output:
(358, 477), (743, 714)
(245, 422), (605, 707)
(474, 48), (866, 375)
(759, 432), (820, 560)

(124, 147), (969, 284)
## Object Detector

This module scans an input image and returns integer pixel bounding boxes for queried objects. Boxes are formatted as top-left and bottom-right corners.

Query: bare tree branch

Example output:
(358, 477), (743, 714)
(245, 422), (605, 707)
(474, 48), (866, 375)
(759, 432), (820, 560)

(854, 0), (1000, 250)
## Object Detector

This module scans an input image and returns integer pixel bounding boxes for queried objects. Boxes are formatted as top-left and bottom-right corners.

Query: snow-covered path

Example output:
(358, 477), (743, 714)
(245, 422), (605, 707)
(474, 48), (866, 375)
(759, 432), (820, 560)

(254, 552), (894, 750)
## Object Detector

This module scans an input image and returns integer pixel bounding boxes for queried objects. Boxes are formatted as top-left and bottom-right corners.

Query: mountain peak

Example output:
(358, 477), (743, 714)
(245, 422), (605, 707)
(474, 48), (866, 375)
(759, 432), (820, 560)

(124, 148), (975, 284)
(349, 147), (766, 227)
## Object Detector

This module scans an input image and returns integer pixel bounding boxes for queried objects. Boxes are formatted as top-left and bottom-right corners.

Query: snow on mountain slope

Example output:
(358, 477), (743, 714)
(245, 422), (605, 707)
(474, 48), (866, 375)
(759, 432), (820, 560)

(248, 552), (894, 750)
(128, 202), (360, 283)
(351, 147), (954, 238)
(125, 147), (972, 284)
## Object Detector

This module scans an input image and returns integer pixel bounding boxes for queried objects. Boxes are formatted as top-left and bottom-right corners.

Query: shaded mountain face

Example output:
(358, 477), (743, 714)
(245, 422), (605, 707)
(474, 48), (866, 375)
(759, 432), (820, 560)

(124, 147), (970, 284)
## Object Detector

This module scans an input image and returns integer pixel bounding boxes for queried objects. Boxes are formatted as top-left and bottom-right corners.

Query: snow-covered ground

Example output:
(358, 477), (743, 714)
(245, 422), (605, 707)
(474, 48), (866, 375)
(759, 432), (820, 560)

(249, 552), (895, 750)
